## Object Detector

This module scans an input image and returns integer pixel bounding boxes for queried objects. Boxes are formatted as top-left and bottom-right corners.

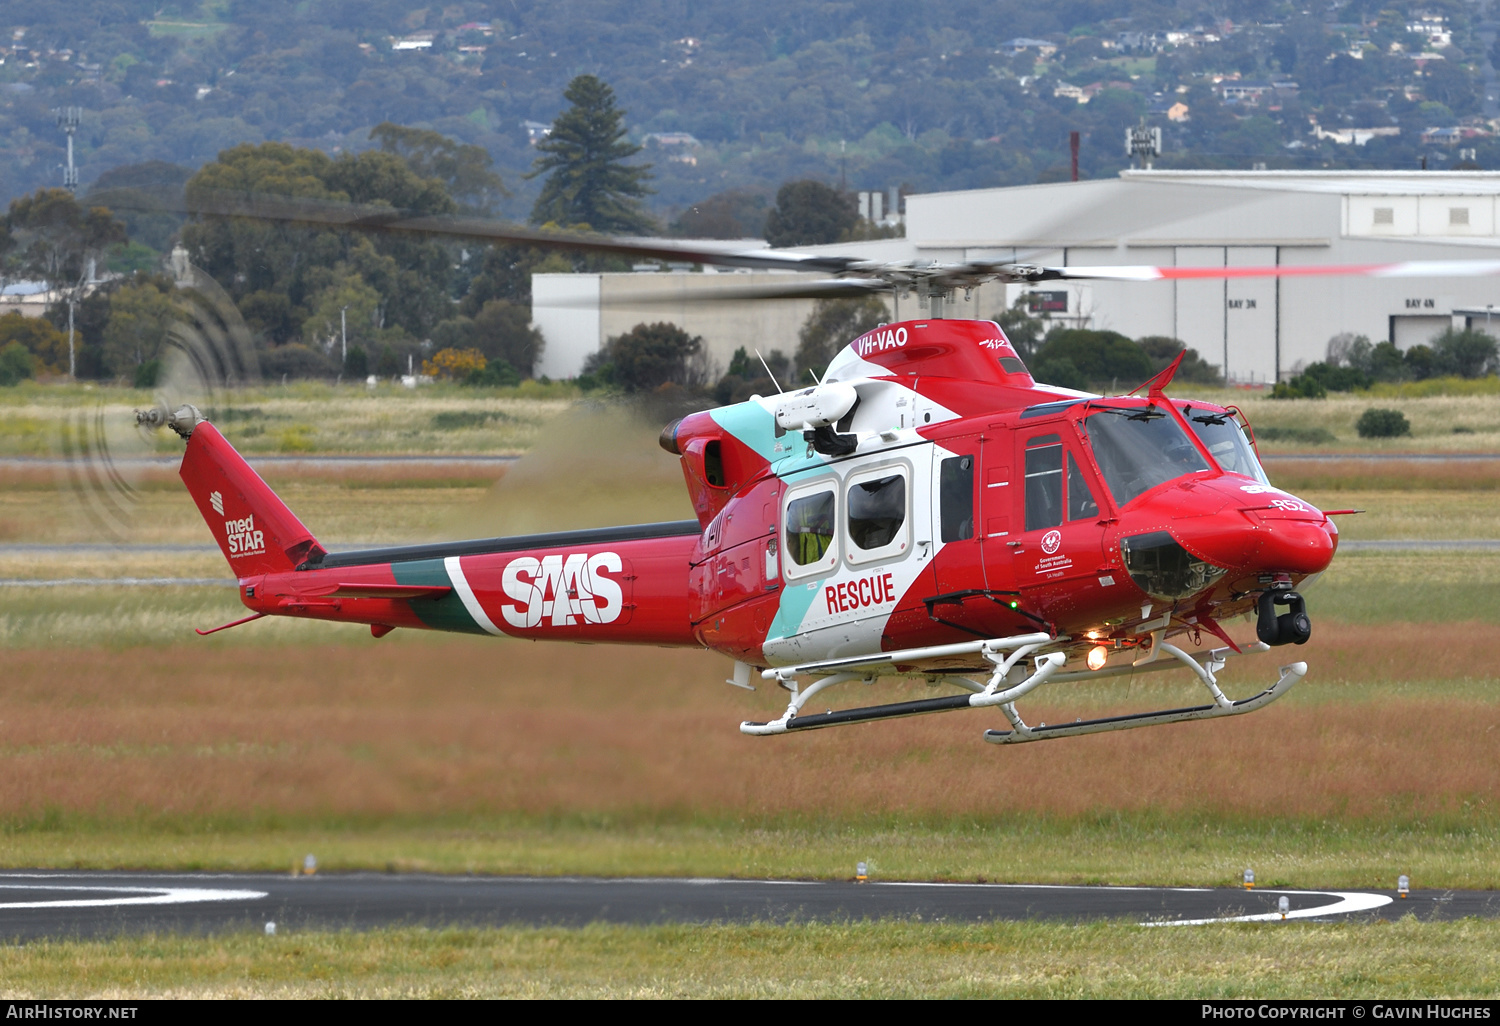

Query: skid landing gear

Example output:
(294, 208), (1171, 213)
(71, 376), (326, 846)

(739, 633), (1305, 745)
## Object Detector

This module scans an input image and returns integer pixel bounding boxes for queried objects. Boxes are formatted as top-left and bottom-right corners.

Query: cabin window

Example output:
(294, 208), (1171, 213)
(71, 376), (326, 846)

(939, 455), (974, 542)
(1067, 453), (1099, 521)
(1024, 434), (1063, 532)
(784, 486), (838, 577)
(845, 466), (910, 565)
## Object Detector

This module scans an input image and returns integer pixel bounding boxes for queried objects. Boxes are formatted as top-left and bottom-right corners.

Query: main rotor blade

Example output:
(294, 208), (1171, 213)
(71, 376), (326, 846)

(163, 190), (866, 275)
(563, 278), (892, 308)
(1035, 260), (1500, 282)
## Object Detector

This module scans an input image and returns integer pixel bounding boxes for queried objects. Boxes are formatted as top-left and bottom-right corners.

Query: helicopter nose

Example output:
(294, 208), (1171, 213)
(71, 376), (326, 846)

(1170, 492), (1336, 576)
(1138, 480), (1337, 578)
(1241, 506), (1338, 575)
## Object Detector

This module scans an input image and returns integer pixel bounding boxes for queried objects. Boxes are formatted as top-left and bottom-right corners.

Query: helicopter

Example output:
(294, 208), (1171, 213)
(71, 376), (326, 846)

(128, 191), (1481, 747)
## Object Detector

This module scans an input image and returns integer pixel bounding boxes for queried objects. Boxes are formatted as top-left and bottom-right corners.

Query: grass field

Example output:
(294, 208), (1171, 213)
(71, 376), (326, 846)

(2, 386), (1498, 996)
(4, 918), (1499, 998)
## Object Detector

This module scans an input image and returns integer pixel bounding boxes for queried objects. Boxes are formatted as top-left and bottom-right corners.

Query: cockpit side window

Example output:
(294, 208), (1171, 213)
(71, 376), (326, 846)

(938, 455), (974, 542)
(1181, 405), (1271, 485)
(1067, 452), (1099, 521)
(1024, 434), (1063, 532)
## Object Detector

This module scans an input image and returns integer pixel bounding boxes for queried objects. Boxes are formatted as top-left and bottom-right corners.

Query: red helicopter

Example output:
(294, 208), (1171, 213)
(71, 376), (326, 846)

(128, 195), (1440, 746)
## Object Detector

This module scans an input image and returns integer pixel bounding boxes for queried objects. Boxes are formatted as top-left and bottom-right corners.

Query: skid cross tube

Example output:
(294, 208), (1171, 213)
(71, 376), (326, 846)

(984, 657), (1306, 745)
(741, 633), (1061, 736)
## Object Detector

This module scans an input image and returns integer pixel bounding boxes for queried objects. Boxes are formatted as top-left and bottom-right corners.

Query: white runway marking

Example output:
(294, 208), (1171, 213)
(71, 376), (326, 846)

(1145, 889), (1393, 926)
(0, 884), (267, 910)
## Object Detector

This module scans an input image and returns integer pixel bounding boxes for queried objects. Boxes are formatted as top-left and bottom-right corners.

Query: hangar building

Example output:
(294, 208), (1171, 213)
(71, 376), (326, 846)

(532, 170), (1500, 383)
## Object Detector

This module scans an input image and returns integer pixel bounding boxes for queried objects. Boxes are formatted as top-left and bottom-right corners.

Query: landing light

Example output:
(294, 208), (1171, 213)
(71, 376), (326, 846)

(1399, 874), (1410, 898)
(1087, 646), (1108, 672)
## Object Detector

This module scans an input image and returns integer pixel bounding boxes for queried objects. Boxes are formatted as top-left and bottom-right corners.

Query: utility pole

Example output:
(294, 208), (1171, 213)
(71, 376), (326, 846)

(55, 107), (82, 378)
(54, 107), (80, 190)
(1070, 131), (1080, 181)
(840, 140), (847, 190)
(340, 306), (348, 365)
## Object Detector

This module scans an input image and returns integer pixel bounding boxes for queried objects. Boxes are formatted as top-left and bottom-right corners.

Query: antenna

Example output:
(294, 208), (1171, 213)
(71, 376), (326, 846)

(754, 348), (784, 393)
(54, 106), (80, 190)
(806, 366), (822, 385)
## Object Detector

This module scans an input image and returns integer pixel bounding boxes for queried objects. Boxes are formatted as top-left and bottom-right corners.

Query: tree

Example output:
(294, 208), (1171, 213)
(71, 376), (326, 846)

(370, 122), (508, 215)
(1431, 327), (1498, 378)
(182, 142), (456, 343)
(669, 187), (772, 239)
(586, 322), (705, 391)
(793, 296), (889, 384)
(301, 269), (382, 359)
(1032, 328), (1153, 387)
(764, 180), (857, 247)
(0, 311), (69, 374)
(1136, 336), (1222, 385)
(0, 341), (35, 387)
(84, 160), (193, 252)
(472, 299), (544, 379)
(101, 278), (179, 378)
(5, 189), (128, 377)
(994, 301), (1045, 362)
(528, 75), (656, 234)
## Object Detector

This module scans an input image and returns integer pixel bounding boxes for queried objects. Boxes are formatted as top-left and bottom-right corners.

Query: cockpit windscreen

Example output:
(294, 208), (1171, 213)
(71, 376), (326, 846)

(1084, 404), (1209, 507)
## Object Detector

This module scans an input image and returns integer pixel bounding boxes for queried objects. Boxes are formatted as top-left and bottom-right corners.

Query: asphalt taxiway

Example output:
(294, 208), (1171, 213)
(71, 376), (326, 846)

(0, 873), (1494, 940)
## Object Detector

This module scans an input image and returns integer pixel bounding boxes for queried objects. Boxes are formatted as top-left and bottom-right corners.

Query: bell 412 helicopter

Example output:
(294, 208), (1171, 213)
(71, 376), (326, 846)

(127, 191), (1457, 747)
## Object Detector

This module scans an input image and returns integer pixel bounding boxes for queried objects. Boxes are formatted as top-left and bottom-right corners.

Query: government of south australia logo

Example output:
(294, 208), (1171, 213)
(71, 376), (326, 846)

(1041, 529), (1062, 555)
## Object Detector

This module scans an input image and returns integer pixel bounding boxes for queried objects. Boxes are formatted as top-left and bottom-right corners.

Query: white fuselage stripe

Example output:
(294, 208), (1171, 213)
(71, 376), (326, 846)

(444, 555), (504, 635)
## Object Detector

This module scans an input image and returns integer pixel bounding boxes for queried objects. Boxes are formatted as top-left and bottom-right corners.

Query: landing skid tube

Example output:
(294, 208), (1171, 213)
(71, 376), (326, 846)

(739, 634), (1305, 744)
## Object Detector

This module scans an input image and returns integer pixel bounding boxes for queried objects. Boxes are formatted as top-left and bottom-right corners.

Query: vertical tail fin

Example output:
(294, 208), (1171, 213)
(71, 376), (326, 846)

(179, 421), (325, 575)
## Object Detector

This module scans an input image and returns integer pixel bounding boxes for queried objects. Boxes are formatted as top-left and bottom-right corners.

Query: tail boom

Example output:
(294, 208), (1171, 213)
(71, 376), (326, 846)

(238, 534), (699, 645)
(180, 419), (700, 645)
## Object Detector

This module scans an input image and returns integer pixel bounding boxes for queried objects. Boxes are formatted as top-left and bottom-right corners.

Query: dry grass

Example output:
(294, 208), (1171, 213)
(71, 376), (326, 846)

(0, 626), (1482, 823)
(0, 479), (492, 547)
(1272, 459), (1500, 492)
(0, 382), (576, 457)
(1174, 389), (1500, 453)
(1291, 489), (1500, 539)
(3, 918), (1499, 998)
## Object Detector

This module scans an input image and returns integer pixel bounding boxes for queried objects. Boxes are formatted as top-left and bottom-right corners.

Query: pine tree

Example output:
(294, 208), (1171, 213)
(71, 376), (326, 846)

(527, 76), (655, 234)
